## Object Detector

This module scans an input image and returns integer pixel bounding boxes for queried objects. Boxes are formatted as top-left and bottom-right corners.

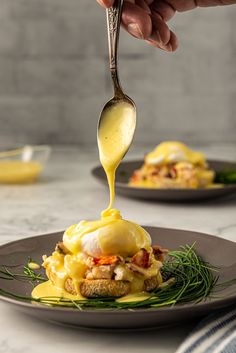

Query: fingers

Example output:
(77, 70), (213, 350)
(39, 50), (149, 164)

(96, 0), (236, 53)
(197, 0), (236, 6)
(147, 12), (178, 51)
(96, 0), (179, 52)
(150, 0), (176, 21)
(96, 0), (152, 40)
(147, 30), (178, 51)
(135, 0), (151, 13)
(151, 12), (171, 46)
(159, 0), (236, 11)
(122, 1), (152, 39)
(144, 0), (154, 5)
(165, 0), (197, 12)
(96, 0), (114, 8)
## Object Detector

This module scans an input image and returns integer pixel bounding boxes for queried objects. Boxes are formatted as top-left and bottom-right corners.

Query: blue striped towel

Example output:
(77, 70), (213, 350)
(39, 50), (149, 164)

(176, 307), (236, 353)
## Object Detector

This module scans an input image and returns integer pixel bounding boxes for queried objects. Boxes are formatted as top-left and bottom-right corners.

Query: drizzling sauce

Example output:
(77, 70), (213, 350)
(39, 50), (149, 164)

(98, 101), (136, 210)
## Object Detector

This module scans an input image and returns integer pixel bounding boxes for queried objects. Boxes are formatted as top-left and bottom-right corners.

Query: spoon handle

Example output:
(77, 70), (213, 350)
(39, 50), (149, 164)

(106, 0), (124, 96)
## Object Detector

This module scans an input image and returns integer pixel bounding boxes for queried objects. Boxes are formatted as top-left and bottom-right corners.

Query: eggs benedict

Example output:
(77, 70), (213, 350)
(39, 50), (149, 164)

(33, 209), (166, 299)
(32, 102), (166, 301)
(129, 141), (215, 189)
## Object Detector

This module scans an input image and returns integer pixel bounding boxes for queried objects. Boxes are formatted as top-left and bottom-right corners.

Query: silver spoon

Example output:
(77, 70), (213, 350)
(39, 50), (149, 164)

(98, 0), (137, 158)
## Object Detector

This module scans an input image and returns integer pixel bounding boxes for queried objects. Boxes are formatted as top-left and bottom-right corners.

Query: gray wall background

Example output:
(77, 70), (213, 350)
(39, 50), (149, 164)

(0, 0), (235, 147)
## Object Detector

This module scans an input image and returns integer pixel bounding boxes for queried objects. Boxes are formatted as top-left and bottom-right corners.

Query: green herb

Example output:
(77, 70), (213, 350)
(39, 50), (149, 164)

(215, 170), (236, 184)
(23, 259), (46, 282)
(0, 245), (221, 310)
(0, 258), (46, 283)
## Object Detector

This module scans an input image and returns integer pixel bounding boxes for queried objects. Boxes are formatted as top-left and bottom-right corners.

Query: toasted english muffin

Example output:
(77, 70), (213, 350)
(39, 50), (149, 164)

(65, 278), (130, 298)
(64, 276), (159, 298)
(144, 276), (158, 292)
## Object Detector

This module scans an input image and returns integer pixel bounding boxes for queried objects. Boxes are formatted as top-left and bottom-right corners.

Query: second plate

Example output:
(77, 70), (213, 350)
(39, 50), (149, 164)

(92, 159), (236, 202)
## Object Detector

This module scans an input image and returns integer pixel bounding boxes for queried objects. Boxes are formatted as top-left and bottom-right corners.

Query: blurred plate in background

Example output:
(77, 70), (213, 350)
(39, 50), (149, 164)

(92, 160), (236, 202)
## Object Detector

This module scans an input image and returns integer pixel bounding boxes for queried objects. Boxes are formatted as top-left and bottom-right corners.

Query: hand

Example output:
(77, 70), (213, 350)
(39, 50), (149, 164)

(97, 0), (236, 52)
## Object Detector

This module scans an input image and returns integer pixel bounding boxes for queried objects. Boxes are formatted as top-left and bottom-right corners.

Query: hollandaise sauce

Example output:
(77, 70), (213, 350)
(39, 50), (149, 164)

(0, 160), (42, 184)
(32, 281), (84, 302)
(116, 292), (151, 303)
(98, 101), (136, 210)
(63, 209), (151, 258)
(145, 141), (205, 166)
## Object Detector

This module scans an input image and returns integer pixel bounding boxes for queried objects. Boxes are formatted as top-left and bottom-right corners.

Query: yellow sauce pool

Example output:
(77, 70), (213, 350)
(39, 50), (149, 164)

(0, 161), (43, 184)
(32, 281), (85, 302)
(116, 292), (151, 303)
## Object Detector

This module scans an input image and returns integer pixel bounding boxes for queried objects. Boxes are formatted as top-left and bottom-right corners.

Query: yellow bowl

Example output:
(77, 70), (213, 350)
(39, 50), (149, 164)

(0, 145), (51, 184)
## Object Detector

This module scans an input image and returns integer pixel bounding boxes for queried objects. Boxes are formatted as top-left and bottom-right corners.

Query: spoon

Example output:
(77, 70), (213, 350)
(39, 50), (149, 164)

(97, 0), (137, 210)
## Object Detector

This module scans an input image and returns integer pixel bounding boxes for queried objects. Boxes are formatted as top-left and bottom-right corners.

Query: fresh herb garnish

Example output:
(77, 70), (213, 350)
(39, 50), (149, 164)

(0, 258), (46, 283)
(215, 170), (236, 184)
(0, 245), (221, 310)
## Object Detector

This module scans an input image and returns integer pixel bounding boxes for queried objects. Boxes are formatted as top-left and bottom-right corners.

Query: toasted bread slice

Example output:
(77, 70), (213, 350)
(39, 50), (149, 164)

(64, 276), (159, 298)
(65, 278), (130, 298)
(144, 276), (158, 292)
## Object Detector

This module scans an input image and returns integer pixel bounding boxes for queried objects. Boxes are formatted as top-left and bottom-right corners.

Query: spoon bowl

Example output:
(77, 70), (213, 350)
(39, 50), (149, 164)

(99, 93), (136, 132)
(98, 95), (136, 161)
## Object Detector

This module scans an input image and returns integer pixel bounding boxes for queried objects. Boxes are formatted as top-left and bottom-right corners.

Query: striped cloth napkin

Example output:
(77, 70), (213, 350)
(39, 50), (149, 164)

(176, 307), (236, 353)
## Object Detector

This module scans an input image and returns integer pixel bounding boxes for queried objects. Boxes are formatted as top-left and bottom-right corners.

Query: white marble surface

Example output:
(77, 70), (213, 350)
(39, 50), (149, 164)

(0, 143), (236, 353)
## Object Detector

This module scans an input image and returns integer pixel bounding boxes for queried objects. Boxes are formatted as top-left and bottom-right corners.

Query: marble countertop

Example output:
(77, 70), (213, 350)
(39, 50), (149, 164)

(0, 143), (236, 353)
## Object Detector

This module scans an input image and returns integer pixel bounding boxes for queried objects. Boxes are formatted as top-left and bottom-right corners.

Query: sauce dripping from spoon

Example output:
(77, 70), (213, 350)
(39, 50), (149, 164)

(98, 100), (136, 212)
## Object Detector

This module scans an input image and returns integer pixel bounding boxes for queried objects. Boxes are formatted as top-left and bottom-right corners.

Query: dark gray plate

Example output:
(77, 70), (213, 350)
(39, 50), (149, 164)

(0, 228), (236, 330)
(92, 160), (236, 202)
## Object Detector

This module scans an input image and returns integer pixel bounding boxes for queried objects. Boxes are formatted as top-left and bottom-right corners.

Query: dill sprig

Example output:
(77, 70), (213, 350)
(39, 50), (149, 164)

(0, 258), (46, 283)
(0, 244), (220, 310)
(215, 170), (236, 184)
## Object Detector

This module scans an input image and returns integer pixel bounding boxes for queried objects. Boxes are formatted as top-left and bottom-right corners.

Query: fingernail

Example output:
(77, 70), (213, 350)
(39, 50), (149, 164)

(154, 42), (172, 52)
(161, 43), (172, 52)
(149, 30), (162, 46)
(127, 23), (144, 39)
(146, 38), (172, 52)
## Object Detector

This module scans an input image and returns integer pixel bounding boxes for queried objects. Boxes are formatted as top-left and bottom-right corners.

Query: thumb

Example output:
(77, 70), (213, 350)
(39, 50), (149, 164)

(97, 0), (114, 8)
